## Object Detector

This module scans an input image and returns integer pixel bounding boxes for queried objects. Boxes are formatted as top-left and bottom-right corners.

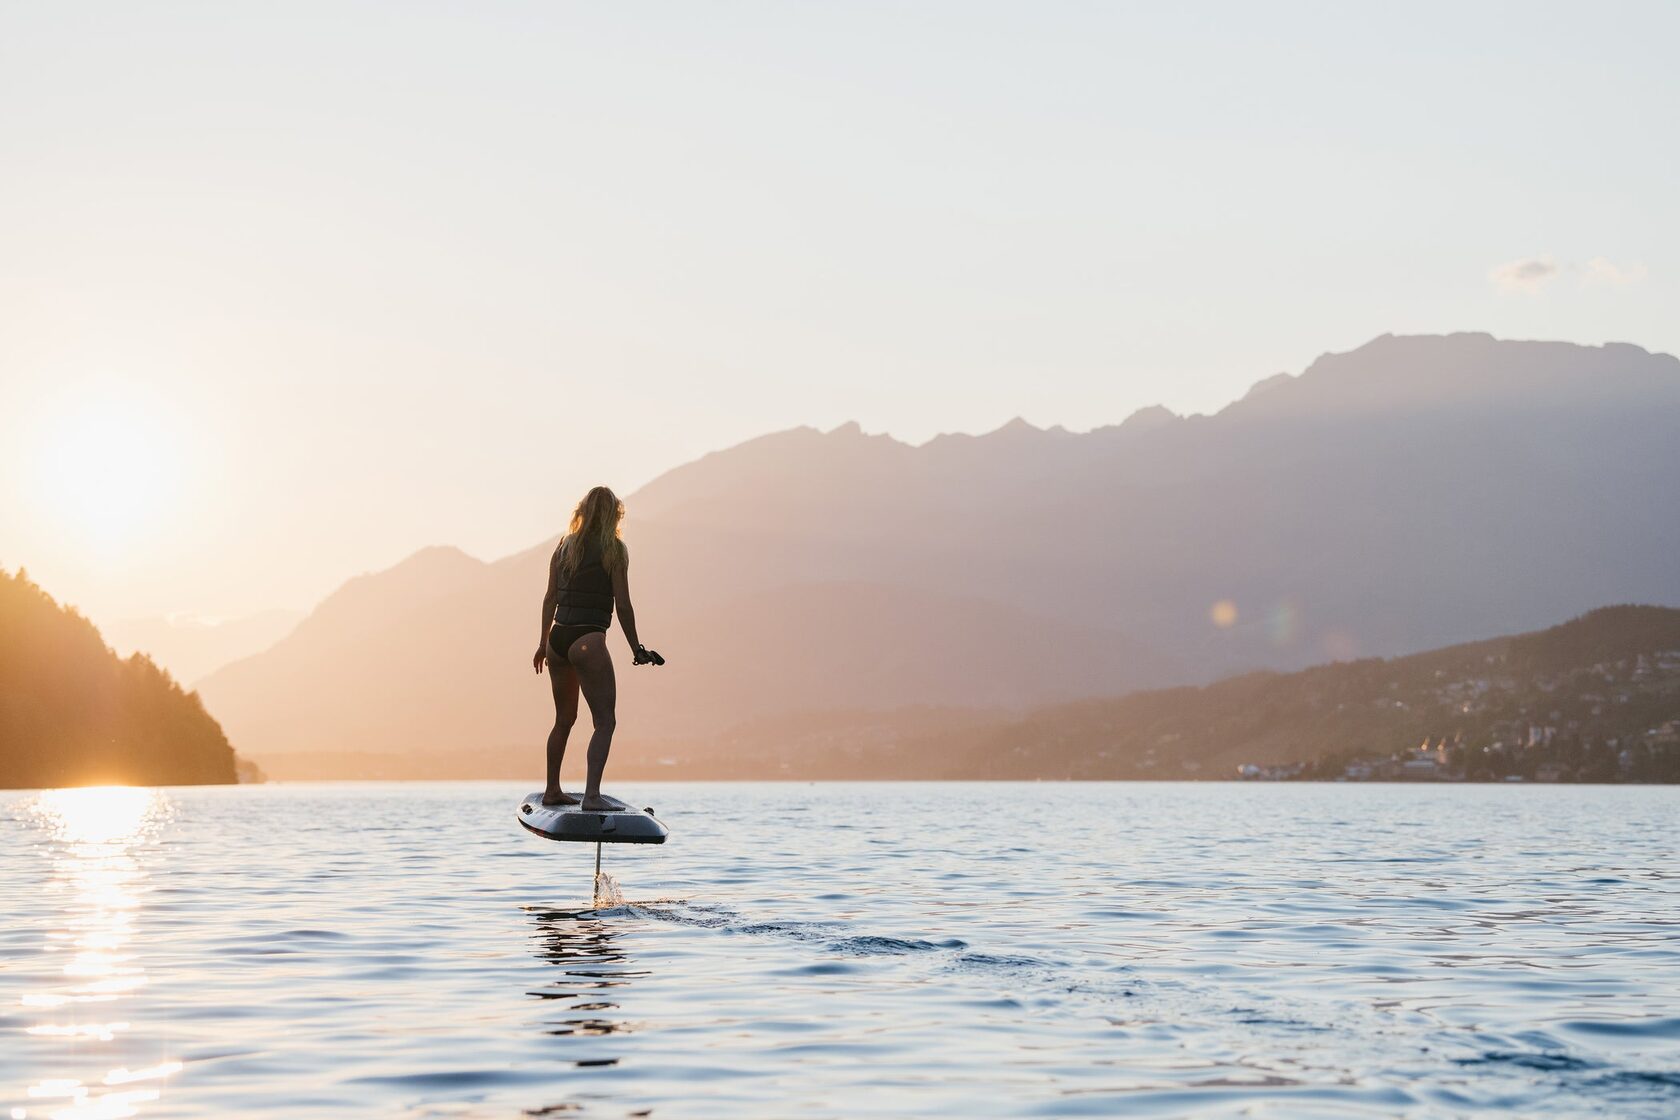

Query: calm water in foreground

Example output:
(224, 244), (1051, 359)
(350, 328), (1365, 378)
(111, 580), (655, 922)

(2, 782), (1677, 1118)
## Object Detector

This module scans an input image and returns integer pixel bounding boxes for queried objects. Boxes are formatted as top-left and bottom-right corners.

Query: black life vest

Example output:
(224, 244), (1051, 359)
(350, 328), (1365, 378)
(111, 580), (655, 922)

(552, 537), (615, 629)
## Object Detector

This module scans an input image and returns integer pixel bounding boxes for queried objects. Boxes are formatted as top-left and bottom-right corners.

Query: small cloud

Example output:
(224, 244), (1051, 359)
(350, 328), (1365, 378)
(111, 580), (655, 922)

(1489, 254), (1648, 294)
(1489, 255), (1560, 294)
(1581, 256), (1647, 288)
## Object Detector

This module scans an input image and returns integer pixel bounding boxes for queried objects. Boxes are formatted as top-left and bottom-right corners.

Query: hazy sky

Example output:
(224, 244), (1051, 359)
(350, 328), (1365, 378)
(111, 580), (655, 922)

(3, 1), (1675, 624)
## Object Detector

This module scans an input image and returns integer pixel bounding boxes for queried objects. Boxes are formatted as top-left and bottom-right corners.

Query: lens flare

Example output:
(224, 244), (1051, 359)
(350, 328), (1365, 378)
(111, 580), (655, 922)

(1267, 601), (1300, 646)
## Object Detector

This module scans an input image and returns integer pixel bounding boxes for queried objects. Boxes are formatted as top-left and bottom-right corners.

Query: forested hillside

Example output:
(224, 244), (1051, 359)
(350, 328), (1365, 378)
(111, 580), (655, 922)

(676, 606), (1680, 782)
(936, 606), (1680, 782)
(0, 569), (237, 788)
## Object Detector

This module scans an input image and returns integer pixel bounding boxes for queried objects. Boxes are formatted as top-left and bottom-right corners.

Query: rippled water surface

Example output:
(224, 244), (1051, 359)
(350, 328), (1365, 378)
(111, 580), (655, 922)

(3, 782), (1678, 1118)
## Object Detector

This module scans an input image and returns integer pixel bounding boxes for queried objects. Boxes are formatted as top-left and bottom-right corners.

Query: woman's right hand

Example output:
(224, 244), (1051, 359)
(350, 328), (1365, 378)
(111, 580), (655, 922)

(532, 647), (547, 674)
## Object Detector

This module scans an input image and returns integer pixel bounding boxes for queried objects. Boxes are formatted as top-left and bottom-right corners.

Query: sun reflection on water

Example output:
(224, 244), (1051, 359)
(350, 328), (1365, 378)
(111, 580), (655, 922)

(11, 788), (180, 1120)
(37, 788), (155, 845)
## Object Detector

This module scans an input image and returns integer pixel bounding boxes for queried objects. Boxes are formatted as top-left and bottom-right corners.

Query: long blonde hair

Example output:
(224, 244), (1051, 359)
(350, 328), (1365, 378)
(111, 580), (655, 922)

(559, 486), (626, 578)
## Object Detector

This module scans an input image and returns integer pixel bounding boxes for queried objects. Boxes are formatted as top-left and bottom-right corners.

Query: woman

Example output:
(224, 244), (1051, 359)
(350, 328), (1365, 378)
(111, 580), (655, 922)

(532, 486), (662, 810)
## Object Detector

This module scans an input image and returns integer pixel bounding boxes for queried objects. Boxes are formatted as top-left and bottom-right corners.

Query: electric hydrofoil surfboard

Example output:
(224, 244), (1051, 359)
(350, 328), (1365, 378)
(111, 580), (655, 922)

(517, 791), (669, 845)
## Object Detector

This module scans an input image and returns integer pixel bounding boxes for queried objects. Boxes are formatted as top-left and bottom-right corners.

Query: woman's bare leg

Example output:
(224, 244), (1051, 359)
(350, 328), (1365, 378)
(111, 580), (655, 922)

(543, 654), (580, 806)
(566, 630), (618, 811)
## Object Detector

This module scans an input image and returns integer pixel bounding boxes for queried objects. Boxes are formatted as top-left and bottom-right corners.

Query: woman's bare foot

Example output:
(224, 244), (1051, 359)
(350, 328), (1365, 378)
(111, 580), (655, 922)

(579, 793), (617, 812)
(541, 788), (580, 807)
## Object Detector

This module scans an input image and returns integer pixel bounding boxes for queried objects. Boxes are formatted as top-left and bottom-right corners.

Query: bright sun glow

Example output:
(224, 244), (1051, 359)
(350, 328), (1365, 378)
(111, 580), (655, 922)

(32, 393), (185, 550)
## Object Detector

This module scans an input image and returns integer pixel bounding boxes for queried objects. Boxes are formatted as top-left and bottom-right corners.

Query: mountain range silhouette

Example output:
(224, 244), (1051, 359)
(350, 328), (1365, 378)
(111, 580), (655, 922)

(196, 332), (1680, 769)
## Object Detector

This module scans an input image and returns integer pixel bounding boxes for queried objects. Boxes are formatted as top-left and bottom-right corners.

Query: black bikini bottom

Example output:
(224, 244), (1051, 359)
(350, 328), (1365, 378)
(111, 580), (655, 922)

(549, 623), (607, 659)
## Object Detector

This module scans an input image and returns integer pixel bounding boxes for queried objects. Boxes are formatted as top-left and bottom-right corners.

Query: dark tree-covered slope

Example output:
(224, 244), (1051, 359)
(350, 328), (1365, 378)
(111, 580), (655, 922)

(0, 569), (237, 788)
(896, 605), (1680, 781)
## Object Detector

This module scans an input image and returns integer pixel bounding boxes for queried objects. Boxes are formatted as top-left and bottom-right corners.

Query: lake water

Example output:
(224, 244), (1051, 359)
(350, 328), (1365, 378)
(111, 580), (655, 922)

(3, 782), (1677, 1118)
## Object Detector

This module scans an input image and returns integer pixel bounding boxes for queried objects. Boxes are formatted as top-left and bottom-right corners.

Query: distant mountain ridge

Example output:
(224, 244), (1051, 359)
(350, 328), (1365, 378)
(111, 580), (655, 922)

(104, 608), (303, 686)
(197, 333), (1680, 770)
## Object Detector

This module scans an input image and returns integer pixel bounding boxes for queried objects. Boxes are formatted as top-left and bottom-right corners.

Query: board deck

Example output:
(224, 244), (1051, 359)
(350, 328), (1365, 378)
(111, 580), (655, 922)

(518, 790), (669, 844)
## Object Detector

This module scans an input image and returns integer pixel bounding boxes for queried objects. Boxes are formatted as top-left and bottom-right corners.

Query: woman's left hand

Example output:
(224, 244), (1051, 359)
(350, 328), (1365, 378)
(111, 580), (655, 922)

(532, 647), (547, 674)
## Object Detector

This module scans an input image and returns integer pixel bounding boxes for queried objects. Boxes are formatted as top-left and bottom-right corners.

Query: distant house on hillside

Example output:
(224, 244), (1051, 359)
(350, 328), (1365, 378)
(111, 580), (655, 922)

(1401, 756), (1440, 779)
